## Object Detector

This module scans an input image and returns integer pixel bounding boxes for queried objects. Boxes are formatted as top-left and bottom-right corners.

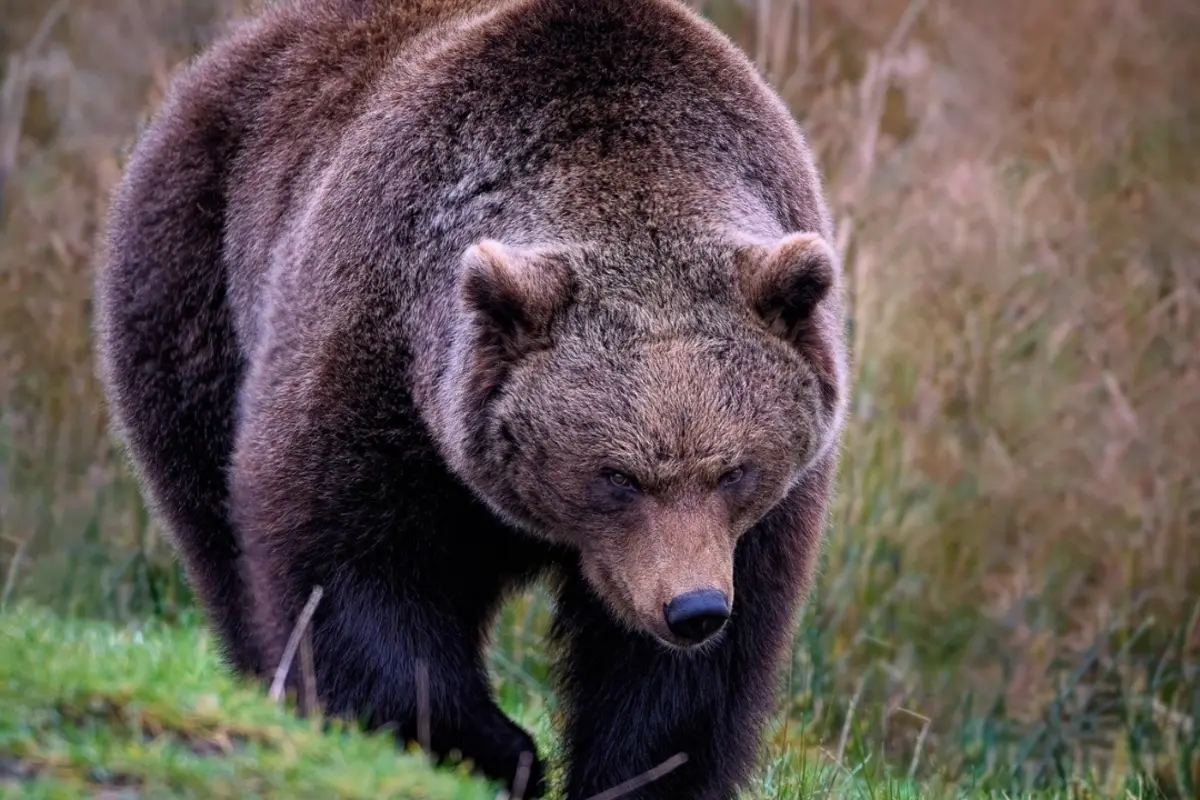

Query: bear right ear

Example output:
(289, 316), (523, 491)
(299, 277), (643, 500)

(460, 239), (576, 361)
(735, 232), (838, 345)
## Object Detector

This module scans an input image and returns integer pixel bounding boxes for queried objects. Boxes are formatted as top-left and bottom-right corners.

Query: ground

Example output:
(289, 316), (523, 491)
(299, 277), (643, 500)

(5, 592), (1192, 800)
(1, 602), (930, 800)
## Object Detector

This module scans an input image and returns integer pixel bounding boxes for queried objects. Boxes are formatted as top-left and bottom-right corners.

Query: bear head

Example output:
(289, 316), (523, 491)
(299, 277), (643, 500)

(438, 231), (846, 651)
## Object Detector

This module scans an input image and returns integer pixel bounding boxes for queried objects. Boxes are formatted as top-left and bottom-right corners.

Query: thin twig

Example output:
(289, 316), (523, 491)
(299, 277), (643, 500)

(269, 585), (324, 703)
(299, 613), (318, 714)
(0, 0), (69, 203)
(835, 671), (868, 764)
(889, 706), (933, 780)
(754, 0), (769, 75)
(882, 0), (932, 61)
(0, 535), (28, 610)
(511, 750), (534, 800)
(582, 752), (689, 800)
(416, 658), (431, 753)
(816, 747), (853, 800)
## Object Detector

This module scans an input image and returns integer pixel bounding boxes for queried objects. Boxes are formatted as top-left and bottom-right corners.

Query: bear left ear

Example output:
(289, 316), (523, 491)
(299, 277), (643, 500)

(735, 232), (837, 343)
(460, 239), (576, 361)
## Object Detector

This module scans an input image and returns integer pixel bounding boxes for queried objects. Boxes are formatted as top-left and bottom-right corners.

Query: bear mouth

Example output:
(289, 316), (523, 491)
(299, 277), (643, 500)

(646, 624), (732, 655)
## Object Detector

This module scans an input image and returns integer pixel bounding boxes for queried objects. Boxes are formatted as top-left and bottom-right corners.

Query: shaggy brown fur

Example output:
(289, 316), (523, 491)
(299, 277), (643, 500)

(94, 0), (849, 797)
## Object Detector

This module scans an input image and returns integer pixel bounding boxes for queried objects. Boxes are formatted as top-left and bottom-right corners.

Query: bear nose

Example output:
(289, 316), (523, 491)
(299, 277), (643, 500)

(664, 589), (730, 645)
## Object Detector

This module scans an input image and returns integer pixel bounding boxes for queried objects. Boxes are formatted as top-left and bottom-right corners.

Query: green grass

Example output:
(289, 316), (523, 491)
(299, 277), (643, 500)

(0, 601), (929, 799)
(0, 603), (505, 798)
(3, 591), (1195, 799)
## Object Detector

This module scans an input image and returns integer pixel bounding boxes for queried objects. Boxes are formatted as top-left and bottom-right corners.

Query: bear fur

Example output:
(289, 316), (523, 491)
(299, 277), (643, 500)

(93, 0), (850, 797)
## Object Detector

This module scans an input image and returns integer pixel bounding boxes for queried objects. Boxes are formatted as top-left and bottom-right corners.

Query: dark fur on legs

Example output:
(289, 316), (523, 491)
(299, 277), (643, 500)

(551, 462), (832, 800)
(228, 332), (557, 796)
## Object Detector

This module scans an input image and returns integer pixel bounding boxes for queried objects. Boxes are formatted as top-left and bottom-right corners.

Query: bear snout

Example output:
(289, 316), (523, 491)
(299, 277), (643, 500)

(663, 588), (731, 645)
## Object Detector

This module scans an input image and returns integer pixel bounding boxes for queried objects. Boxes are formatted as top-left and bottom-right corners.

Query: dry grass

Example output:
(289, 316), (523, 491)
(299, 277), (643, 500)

(0, 0), (253, 615)
(2, 0), (1198, 795)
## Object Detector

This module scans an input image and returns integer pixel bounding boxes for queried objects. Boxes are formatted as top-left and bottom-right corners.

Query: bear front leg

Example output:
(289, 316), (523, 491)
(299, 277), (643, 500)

(280, 571), (548, 797)
(230, 382), (549, 797)
(240, 530), (548, 797)
(551, 468), (833, 800)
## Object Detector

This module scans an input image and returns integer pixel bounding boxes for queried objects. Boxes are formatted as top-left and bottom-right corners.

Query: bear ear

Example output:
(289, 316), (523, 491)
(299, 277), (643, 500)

(460, 239), (576, 360)
(736, 232), (837, 343)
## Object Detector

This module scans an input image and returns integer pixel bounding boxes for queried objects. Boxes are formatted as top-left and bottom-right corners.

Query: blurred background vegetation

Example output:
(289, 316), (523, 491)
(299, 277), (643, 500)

(1, 0), (1197, 796)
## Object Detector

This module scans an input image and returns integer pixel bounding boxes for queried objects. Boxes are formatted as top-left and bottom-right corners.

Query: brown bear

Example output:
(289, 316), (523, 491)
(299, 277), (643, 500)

(93, 0), (849, 797)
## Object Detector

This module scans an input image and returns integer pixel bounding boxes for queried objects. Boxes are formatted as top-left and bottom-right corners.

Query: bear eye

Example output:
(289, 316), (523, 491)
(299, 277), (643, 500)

(606, 470), (640, 492)
(719, 466), (746, 488)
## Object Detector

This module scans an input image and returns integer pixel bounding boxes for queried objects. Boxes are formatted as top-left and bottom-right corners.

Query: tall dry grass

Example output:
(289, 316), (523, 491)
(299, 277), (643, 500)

(0, 0), (250, 613)
(2, 0), (1197, 794)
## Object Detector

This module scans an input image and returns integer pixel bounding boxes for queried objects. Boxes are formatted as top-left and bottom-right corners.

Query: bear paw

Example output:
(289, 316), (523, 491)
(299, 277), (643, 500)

(489, 721), (547, 799)
(430, 711), (547, 798)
